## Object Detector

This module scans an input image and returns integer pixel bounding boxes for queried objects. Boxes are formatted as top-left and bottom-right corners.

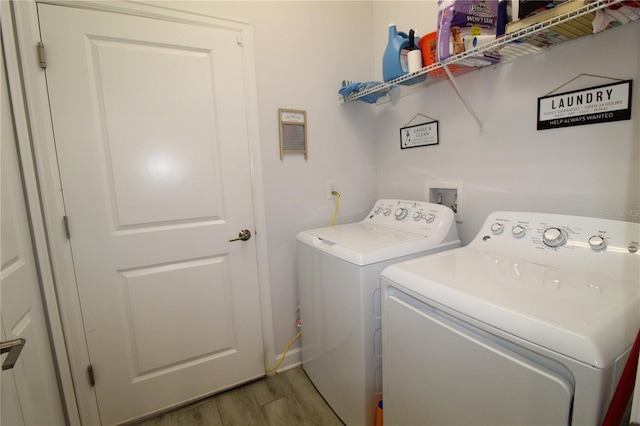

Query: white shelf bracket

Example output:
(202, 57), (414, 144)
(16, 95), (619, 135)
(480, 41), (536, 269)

(442, 64), (484, 135)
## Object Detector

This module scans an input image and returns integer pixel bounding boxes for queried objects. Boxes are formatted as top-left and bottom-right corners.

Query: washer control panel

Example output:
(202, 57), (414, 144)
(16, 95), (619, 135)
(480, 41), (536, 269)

(364, 199), (457, 237)
(473, 211), (640, 277)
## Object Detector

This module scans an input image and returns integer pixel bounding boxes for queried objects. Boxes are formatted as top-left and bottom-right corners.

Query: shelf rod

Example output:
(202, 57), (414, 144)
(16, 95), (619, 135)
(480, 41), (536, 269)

(442, 64), (484, 134)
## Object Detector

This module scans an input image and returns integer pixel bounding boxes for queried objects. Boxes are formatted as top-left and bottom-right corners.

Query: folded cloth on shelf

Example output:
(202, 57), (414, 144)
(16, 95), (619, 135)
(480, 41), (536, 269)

(593, 9), (614, 32)
(338, 81), (390, 104)
(594, 0), (640, 32)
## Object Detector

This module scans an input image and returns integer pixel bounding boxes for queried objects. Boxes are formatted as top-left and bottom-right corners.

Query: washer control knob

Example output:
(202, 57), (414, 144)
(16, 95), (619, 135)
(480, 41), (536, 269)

(413, 211), (423, 221)
(490, 223), (504, 235)
(543, 227), (567, 247)
(395, 208), (408, 220)
(512, 225), (526, 238)
(424, 213), (436, 223)
(374, 207), (382, 215)
(383, 208), (392, 216)
(588, 235), (607, 251)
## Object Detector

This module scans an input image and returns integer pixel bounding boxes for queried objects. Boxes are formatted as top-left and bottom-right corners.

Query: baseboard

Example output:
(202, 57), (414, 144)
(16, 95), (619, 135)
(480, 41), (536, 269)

(265, 347), (302, 375)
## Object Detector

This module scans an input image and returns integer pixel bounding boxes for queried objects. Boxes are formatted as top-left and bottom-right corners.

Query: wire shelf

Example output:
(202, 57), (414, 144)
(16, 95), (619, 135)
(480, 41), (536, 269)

(340, 0), (639, 104)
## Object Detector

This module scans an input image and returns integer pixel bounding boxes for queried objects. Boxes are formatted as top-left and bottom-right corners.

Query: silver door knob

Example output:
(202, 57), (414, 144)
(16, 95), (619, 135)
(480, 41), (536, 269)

(1, 338), (26, 370)
(229, 229), (251, 242)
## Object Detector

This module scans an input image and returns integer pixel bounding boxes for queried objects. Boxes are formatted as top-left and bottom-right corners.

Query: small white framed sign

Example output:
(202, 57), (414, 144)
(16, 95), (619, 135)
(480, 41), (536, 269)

(279, 108), (307, 160)
(400, 120), (439, 149)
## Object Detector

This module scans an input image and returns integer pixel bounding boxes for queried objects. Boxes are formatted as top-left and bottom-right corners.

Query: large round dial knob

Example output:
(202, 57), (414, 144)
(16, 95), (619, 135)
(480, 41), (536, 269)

(512, 225), (526, 238)
(424, 213), (436, 223)
(588, 235), (607, 251)
(490, 223), (504, 235)
(395, 208), (408, 220)
(543, 227), (567, 247)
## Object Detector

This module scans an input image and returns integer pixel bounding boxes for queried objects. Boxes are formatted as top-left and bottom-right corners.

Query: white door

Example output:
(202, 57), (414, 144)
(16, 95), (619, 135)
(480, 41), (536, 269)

(1, 41), (66, 425)
(37, 4), (264, 424)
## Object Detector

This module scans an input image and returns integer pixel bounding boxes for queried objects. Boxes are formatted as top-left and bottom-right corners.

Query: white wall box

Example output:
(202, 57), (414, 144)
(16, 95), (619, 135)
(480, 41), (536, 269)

(425, 181), (463, 223)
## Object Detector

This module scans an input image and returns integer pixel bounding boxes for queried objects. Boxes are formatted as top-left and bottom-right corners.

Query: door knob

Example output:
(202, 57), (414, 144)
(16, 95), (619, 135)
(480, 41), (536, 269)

(1, 338), (26, 370)
(229, 229), (251, 242)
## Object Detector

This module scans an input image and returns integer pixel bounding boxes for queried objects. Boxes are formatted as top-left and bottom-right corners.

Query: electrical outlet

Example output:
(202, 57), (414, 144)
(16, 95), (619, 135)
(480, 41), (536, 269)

(327, 180), (337, 199)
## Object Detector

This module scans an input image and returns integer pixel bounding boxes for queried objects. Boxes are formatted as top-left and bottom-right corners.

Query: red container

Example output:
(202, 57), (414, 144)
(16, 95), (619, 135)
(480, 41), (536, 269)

(418, 31), (437, 66)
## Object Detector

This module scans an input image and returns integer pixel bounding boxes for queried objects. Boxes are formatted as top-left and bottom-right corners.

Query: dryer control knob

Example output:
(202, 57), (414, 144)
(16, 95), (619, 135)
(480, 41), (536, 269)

(425, 213), (436, 223)
(395, 208), (408, 220)
(413, 211), (423, 221)
(490, 223), (504, 235)
(588, 235), (607, 251)
(543, 227), (567, 247)
(512, 225), (526, 238)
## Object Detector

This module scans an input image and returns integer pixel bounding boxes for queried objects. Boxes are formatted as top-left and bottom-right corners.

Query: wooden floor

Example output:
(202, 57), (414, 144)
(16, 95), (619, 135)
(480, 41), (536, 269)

(134, 366), (344, 426)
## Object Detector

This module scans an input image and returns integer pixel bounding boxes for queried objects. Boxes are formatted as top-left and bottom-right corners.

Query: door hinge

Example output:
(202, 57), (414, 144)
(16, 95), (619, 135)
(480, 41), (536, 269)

(37, 42), (46, 69)
(63, 215), (70, 239)
(87, 364), (95, 387)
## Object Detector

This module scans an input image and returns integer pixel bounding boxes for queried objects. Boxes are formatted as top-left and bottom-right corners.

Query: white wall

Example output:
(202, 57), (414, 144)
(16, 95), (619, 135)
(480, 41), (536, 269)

(371, 17), (640, 244)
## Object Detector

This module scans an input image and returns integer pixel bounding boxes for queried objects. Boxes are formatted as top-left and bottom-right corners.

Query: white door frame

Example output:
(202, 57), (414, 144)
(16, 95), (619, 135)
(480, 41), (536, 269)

(7, 1), (274, 424)
(1, 2), (79, 423)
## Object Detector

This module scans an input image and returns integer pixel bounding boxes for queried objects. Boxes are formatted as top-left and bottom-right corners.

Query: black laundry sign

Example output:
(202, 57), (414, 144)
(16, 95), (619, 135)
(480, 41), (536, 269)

(537, 80), (632, 130)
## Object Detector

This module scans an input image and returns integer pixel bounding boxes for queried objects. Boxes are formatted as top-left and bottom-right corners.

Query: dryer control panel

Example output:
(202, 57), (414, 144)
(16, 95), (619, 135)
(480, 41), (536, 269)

(473, 211), (640, 279)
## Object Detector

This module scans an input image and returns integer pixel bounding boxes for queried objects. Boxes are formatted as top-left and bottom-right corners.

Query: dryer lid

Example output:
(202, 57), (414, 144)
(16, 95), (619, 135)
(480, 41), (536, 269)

(381, 248), (640, 368)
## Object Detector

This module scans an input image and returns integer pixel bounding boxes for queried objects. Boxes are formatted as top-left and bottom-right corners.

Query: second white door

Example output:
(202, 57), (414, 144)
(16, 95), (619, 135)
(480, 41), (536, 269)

(37, 4), (264, 424)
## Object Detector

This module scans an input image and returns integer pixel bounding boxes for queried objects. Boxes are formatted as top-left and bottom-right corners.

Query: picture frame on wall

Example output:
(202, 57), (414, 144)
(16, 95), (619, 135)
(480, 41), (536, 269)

(279, 108), (307, 160)
(400, 120), (439, 149)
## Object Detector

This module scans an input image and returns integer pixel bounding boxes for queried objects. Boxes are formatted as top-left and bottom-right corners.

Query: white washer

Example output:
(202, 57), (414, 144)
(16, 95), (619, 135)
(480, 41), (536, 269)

(381, 211), (640, 425)
(296, 199), (460, 426)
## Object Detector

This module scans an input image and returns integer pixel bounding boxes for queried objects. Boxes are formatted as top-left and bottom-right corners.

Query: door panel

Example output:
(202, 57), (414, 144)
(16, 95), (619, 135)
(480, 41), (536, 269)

(94, 38), (223, 228)
(37, 4), (264, 424)
(124, 257), (234, 374)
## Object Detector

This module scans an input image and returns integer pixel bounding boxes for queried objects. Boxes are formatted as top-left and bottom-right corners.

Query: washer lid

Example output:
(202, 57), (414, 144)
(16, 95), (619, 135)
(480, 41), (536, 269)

(381, 248), (640, 368)
(297, 223), (457, 266)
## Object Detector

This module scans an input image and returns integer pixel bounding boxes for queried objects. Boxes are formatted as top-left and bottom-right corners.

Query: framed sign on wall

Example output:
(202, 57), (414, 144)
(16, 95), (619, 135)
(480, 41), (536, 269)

(537, 78), (632, 130)
(400, 113), (439, 149)
(279, 108), (307, 160)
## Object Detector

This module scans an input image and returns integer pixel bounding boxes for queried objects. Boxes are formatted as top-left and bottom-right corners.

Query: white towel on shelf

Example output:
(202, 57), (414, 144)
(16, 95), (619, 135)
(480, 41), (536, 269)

(592, 10), (613, 33)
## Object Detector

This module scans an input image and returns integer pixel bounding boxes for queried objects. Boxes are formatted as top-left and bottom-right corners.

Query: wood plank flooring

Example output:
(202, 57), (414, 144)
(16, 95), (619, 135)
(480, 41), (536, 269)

(133, 366), (344, 426)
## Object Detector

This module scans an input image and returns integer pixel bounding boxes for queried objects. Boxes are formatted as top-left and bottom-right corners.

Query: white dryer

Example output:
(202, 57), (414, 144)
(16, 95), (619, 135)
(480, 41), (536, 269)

(381, 211), (640, 425)
(297, 199), (460, 426)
